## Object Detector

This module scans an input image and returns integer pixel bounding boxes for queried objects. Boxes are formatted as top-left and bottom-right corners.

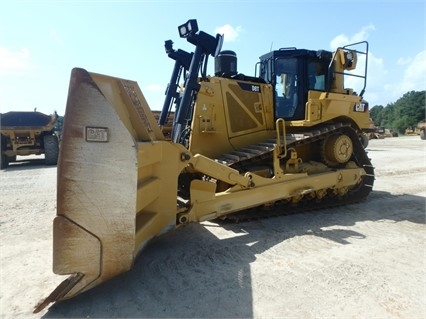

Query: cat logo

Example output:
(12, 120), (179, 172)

(355, 103), (366, 112)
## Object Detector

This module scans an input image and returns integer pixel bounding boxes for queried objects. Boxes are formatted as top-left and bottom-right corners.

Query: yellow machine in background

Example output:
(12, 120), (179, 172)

(35, 20), (374, 312)
(416, 121), (426, 140)
(1, 111), (59, 168)
(406, 122), (426, 139)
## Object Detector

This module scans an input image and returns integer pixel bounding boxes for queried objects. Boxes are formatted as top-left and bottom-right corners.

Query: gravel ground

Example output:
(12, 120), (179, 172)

(0, 135), (425, 319)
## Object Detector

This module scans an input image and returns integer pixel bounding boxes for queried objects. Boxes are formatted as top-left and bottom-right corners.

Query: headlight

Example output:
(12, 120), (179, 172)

(178, 19), (198, 38)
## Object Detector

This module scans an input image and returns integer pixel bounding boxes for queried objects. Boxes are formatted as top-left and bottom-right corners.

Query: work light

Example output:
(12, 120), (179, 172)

(178, 19), (198, 38)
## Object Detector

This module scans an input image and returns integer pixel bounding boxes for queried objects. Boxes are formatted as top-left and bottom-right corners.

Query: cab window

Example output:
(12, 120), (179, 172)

(307, 60), (326, 91)
(274, 58), (298, 118)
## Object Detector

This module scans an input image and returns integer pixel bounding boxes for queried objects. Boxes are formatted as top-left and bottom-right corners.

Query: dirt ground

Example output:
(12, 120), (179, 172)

(1, 136), (425, 319)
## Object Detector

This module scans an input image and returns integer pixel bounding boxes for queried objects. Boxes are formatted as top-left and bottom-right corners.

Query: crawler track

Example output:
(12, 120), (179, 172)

(215, 122), (375, 222)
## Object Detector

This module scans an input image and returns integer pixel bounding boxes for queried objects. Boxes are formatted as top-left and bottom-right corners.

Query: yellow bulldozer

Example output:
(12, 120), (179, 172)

(34, 20), (374, 312)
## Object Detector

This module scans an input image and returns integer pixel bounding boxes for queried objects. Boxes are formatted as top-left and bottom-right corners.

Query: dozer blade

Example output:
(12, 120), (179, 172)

(34, 68), (187, 313)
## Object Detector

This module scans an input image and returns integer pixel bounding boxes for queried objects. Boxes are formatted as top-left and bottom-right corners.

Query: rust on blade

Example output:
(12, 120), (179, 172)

(33, 273), (84, 313)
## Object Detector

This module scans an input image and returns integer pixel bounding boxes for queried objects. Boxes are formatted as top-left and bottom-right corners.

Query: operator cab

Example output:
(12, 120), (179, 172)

(258, 48), (332, 121)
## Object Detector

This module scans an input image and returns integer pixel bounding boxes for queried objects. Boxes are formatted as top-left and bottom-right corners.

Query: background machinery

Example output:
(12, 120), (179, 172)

(417, 121), (426, 140)
(1, 111), (59, 169)
(34, 19), (374, 312)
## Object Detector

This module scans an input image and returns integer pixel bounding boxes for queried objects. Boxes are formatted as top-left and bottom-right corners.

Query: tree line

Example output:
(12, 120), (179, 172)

(369, 90), (425, 133)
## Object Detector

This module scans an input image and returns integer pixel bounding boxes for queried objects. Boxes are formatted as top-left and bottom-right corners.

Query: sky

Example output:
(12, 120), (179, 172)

(1, 0), (425, 116)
